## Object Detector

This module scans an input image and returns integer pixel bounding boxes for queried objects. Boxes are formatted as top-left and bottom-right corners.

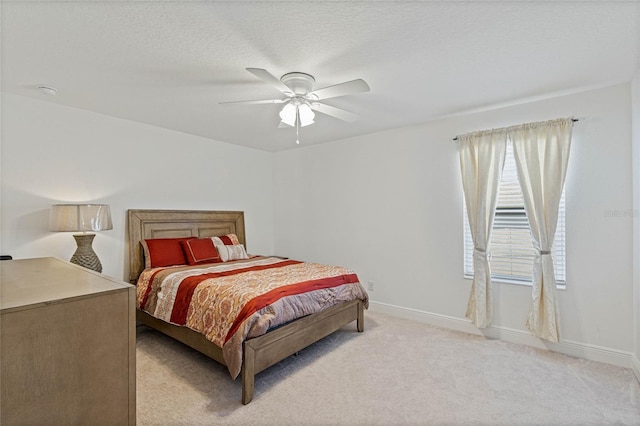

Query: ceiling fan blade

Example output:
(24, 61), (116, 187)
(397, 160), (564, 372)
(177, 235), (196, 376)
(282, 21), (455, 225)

(246, 68), (294, 96)
(219, 98), (287, 105)
(308, 79), (370, 101)
(277, 121), (292, 128)
(310, 103), (360, 122)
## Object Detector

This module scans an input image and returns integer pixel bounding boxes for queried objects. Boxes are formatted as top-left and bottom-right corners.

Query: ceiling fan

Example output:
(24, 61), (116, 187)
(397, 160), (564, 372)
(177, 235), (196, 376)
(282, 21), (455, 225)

(220, 68), (370, 143)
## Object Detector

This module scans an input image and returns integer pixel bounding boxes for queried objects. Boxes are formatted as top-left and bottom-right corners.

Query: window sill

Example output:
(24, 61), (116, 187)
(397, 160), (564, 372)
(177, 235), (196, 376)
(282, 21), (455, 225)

(463, 275), (566, 290)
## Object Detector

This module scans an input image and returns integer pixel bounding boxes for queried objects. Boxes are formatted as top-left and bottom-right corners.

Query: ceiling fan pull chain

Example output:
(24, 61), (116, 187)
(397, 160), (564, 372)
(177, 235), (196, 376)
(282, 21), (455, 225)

(296, 107), (300, 145)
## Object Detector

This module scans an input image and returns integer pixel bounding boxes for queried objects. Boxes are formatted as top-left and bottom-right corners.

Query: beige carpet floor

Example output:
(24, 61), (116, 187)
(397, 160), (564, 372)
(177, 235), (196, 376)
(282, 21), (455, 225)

(136, 311), (640, 425)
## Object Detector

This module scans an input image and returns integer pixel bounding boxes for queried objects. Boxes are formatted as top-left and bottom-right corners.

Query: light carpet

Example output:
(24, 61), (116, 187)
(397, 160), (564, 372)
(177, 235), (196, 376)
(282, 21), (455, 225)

(136, 311), (640, 425)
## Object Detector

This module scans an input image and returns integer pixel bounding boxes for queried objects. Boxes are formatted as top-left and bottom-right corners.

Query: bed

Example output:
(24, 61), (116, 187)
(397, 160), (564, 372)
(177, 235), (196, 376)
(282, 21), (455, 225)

(127, 209), (368, 404)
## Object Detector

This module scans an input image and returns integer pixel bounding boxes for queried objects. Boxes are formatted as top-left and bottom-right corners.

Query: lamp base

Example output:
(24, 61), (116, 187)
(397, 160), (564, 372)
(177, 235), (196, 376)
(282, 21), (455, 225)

(70, 234), (102, 273)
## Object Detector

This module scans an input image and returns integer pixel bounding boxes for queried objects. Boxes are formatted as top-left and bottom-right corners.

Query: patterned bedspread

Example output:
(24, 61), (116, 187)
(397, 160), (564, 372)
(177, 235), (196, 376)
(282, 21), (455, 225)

(136, 256), (369, 378)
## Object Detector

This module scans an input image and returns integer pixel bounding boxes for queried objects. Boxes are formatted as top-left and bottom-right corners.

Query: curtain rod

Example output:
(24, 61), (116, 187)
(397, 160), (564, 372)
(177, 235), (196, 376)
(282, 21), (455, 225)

(452, 118), (579, 141)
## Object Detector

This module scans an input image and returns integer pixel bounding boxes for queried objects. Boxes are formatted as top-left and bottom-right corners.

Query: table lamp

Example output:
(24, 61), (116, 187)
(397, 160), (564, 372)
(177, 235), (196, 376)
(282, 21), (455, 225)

(49, 204), (113, 272)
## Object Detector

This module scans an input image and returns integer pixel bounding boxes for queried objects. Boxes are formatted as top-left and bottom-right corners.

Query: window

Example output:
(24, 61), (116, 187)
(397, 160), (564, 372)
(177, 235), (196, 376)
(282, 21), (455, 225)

(463, 141), (566, 285)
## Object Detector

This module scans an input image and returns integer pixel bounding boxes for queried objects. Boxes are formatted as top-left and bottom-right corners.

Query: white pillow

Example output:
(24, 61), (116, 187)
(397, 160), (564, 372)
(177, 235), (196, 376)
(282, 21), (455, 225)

(215, 244), (249, 262)
(211, 234), (240, 246)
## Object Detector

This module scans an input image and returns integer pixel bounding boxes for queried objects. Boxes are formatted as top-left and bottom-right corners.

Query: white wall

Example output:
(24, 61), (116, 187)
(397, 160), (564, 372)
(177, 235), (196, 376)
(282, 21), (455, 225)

(1, 93), (275, 281)
(274, 83), (634, 362)
(632, 74), (640, 380)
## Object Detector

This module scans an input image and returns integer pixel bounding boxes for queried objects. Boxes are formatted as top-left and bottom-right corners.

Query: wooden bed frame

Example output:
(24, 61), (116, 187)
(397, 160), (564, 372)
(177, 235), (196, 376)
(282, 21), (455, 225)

(127, 209), (364, 404)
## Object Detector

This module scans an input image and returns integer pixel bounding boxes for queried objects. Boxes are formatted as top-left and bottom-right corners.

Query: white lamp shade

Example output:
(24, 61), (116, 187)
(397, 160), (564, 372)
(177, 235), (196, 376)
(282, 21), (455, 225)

(50, 204), (113, 232)
(279, 103), (297, 127)
(298, 103), (315, 127)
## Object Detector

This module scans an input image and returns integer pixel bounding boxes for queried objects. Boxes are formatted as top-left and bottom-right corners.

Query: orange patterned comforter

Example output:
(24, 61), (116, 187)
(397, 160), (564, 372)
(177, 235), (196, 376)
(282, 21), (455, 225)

(136, 256), (369, 378)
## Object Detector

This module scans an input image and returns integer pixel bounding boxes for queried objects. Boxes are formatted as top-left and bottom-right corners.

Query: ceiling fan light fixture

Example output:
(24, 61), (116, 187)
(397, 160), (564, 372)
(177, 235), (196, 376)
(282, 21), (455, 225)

(298, 103), (315, 127)
(279, 103), (297, 127)
(222, 68), (370, 142)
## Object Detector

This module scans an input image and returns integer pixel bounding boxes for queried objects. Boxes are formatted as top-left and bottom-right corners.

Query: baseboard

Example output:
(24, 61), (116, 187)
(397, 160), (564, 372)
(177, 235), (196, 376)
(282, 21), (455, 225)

(633, 355), (640, 383)
(369, 301), (633, 369)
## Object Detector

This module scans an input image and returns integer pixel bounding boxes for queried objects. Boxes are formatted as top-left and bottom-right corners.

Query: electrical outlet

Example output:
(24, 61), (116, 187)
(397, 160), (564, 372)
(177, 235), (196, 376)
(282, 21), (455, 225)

(367, 280), (375, 292)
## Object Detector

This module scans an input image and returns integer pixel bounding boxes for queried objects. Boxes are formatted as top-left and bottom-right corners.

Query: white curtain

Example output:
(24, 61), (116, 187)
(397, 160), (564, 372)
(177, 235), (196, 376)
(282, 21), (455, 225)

(509, 117), (573, 342)
(459, 129), (507, 328)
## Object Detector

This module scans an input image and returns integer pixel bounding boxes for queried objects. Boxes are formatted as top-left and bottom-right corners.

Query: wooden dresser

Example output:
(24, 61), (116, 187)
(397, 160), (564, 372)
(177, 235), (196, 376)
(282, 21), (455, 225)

(1, 257), (135, 425)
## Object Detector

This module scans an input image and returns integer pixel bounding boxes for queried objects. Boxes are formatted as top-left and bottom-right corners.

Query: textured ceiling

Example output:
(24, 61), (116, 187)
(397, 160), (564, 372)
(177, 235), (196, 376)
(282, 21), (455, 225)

(2, 1), (639, 152)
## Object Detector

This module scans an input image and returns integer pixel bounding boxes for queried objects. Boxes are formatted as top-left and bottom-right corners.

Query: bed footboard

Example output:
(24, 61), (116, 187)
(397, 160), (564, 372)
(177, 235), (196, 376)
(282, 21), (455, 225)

(241, 298), (363, 404)
(138, 299), (364, 405)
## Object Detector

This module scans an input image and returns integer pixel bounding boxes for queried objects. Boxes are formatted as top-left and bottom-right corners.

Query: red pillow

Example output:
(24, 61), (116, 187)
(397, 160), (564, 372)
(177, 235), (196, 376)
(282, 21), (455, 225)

(181, 238), (221, 265)
(142, 237), (196, 268)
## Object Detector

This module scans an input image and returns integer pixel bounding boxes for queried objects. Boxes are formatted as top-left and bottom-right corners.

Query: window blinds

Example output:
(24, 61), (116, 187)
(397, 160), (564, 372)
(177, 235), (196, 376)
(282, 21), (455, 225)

(463, 141), (566, 284)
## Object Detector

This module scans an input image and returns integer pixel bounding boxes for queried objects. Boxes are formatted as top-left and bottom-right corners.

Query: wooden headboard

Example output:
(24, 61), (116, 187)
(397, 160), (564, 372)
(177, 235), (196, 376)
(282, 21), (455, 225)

(127, 209), (246, 283)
